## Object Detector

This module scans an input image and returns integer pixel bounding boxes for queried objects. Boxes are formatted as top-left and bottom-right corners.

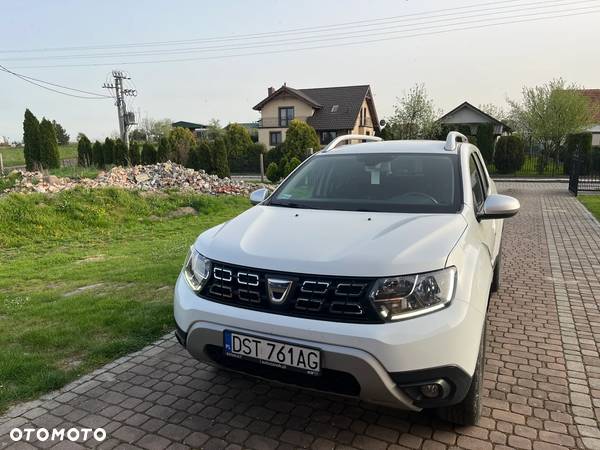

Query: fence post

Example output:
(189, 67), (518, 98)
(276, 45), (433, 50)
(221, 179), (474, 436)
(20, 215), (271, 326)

(0, 153), (3, 176)
(569, 152), (580, 196)
(259, 153), (264, 183)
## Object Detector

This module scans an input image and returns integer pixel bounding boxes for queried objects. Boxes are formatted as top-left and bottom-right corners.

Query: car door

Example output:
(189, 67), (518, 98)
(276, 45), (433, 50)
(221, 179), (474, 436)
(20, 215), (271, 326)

(469, 153), (496, 263)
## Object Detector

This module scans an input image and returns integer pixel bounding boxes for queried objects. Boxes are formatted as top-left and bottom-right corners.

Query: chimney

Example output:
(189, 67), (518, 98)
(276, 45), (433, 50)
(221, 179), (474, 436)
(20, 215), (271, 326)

(268, 86), (274, 96)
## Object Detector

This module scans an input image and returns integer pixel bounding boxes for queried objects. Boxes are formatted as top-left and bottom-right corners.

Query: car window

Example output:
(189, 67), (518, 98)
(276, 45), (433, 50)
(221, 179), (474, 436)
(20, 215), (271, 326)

(469, 155), (485, 212)
(268, 152), (462, 213)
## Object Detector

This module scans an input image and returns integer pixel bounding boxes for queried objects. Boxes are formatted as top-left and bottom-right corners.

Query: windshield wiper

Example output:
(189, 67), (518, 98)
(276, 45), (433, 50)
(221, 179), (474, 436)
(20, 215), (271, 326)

(269, 200), (307, 209)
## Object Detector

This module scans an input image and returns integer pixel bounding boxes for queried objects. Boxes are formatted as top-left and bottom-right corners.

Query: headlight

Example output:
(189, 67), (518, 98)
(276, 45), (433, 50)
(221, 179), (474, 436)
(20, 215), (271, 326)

(183, 247), (211, 292)
(369, 267), (457, 321)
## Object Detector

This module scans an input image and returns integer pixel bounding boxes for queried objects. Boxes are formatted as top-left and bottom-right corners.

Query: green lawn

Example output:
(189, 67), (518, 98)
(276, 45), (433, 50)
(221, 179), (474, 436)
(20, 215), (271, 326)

(0, 144), (78, 168)
(579, 195), (600, 221)
(0, 188), (251, 413)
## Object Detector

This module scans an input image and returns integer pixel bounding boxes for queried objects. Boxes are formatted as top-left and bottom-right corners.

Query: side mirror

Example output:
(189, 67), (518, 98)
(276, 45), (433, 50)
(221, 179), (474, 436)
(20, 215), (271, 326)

(479, 194), (520, 220)
(249, 188), (270, 205)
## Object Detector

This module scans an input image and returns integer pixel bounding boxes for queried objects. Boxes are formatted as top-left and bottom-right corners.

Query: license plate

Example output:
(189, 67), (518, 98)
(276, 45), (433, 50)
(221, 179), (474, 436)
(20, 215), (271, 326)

(223, 331), (321, 376)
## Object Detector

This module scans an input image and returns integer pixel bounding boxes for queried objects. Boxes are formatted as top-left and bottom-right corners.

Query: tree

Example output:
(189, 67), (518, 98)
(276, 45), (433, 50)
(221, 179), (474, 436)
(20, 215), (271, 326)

(168, 127), (197, 164)
(77, 134), (93, 167)
(476, 123), (495, 163)
(137, 117), (172, 141)
(225, 123), (253, 158)
(205, 118), (225, 141)
(22, 109), (41, 171)
(103, 137), (115, 165)
(564, 132), (593, 175)
(52, 120), (70, 145)
(129, 128), (148, 142)
(141, 143), (157, 164)
(266, 162), (280, 182)
(157, 136), (170, 162)
(210, 138), (230, 178)
(387, 83), (441, 140)
(39, 118), (60, 169)
(128, 142), (141, 166)
(283, 119), (320, 160)
(508, 79), (593, 173)
(284, 157), (302, 177)
(92, 140), (104, 167)
(478, 103), (508, 122)
(494, 135), (525, 174)
(196, 141), (213, 172)
(113, 139), (128, 166)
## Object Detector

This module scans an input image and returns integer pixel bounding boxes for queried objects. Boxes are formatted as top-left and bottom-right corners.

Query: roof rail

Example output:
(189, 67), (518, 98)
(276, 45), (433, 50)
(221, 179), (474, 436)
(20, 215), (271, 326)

(444, 131), (469, 151)
(322, 134), (382, 153)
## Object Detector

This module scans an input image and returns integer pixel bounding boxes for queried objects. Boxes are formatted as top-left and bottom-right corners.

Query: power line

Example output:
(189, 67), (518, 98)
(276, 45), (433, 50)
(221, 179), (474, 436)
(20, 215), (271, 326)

(8, 6), (600, 69)
(0, 64), (110, 99)
(1, 0), (594, 62)
(0, 0), (591, 54)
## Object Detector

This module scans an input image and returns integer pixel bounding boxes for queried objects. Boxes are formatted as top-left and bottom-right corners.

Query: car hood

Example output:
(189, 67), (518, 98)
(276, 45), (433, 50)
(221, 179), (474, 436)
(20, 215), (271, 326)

(196, 205), (467, 277)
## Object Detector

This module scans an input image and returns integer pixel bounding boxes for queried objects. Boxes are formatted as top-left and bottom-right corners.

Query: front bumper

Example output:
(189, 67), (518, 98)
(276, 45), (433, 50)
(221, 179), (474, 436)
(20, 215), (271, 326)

(174, 273), (482, 410)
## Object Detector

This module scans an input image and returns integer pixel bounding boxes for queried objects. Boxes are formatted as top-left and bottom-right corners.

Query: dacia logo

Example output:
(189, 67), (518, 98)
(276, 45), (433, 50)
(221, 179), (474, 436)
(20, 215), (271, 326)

(267, 278), (293, 304)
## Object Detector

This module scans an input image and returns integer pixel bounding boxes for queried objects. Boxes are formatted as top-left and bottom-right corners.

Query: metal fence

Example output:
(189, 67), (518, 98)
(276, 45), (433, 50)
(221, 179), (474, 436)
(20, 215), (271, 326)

(486, 148), (566, 178)
(568, 154), (600, 195)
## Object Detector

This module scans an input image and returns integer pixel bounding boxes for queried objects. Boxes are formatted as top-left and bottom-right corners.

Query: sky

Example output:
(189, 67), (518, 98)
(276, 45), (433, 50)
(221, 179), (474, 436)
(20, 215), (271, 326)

(1, 0), (600, 142)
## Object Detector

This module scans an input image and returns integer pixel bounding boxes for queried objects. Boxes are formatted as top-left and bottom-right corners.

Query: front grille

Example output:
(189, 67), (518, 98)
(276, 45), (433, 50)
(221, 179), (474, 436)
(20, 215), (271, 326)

(201, 261), (383, 323)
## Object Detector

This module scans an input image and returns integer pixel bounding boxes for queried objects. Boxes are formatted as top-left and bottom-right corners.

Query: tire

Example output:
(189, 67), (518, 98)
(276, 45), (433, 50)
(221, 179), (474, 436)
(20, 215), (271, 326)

(437, 323), (486, 425)
(491, 250), (501, 293)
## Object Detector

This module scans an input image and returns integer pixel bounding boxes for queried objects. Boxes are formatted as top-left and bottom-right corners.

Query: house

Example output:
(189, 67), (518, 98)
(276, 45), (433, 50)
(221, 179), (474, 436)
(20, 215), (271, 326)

(253, 84), (380, 148)
(172, 121), (208, 138)
(438, 101), (511, 136)
(576, 89), (600, 146)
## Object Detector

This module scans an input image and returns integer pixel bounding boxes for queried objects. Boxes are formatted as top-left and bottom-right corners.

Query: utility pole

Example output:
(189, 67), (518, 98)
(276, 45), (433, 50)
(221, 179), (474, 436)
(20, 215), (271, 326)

(103, 71), (137, 146)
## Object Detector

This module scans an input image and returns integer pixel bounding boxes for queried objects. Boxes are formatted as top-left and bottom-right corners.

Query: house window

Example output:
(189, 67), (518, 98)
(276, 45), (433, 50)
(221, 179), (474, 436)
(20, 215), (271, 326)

(269, 131), (282, 146)
(361, 107), (367, 126)
(279, 107), (295, 127)
(320, 131), (337, 145)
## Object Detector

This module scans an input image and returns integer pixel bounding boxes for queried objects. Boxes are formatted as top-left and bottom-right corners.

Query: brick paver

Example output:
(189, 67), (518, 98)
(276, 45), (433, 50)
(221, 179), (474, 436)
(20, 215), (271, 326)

(1, 182), (599, 449)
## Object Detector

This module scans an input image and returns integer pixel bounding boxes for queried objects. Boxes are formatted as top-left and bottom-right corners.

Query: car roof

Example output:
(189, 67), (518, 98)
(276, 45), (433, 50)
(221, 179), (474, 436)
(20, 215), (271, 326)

(319, 139), (459, 156)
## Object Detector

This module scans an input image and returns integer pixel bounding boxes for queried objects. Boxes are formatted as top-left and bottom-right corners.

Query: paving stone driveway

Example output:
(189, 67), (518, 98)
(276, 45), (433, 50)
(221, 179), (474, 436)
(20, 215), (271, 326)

(1, 182), (599, 450)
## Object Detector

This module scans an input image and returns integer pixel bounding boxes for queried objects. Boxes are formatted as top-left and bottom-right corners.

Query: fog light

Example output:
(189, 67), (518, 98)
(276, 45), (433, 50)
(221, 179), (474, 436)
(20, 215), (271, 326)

(420, 383), (442, 399)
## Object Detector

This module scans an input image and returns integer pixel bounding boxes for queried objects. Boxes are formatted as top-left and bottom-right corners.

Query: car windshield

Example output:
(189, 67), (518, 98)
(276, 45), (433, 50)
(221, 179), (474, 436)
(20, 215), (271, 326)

(268, 152), (462, 213)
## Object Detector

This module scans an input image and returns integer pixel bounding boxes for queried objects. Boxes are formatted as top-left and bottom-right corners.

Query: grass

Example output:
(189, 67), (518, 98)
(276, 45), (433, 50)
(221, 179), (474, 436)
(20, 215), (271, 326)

(48, 166), (100, 179)
(579, 195), (600, 221)
(0, 188), (251, 413)
(0, 144), (78, 168)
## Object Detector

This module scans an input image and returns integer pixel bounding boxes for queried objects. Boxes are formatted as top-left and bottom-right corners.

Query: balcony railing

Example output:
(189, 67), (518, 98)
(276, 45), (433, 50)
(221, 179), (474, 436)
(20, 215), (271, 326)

(258, 116), (310, 128)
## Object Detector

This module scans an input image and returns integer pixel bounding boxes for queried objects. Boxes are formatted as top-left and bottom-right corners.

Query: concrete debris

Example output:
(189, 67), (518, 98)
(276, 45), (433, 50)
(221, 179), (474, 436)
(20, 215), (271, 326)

(3, 163), (265, 196)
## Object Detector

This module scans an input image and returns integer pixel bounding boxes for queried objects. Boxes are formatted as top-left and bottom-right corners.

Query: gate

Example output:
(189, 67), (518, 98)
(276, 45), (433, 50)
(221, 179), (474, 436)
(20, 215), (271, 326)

(569, 152), (600, 195)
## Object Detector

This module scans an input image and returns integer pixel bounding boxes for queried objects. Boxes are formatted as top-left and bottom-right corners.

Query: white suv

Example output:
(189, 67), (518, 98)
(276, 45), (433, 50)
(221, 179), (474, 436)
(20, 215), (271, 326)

(173, 132), (519, 425)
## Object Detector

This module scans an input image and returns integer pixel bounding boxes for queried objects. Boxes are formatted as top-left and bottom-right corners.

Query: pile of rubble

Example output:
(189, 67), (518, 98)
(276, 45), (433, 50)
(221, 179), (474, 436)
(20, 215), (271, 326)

(3, 163), (265, 196)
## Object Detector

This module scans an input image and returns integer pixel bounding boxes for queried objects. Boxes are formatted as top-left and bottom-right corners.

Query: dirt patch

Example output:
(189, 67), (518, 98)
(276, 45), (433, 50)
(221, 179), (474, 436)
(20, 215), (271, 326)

(63, 283), (105, 298)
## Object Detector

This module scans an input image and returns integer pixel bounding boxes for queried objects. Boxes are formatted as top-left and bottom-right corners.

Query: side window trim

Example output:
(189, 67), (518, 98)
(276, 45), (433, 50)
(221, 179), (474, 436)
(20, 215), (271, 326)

(473, 152), (489, 195)
(469, 154), (485, 214)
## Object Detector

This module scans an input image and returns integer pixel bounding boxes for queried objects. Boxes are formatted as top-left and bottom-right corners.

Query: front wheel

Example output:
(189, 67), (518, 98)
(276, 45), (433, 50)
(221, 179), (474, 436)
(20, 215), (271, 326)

(437, 323), (486, 425)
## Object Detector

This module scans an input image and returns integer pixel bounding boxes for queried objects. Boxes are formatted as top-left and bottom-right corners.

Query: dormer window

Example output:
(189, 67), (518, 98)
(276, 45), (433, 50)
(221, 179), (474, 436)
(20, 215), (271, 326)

(331, 105), (339, 113)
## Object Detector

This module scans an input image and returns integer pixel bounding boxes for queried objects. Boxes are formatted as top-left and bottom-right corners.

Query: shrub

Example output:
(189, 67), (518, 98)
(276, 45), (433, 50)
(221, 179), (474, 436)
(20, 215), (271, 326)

(264, 144), (286, 168)
(77, 134), (93, 167)
(284, 157), (301, 177)
(92, 141), (104, 167)
(229, 142), (265, 173)
(494, 135), (525, 174)
(113, 139), (128, 166)
(141, 143), (157, 164)
(476, 123), (495, 163)
(39, 118), (60, 169)
(210, 138), (230, 178)
(284, 120), (320, 160)
(23, 109), (41, 171)
(157, 136), (170, 162)
(128, 142), (141, 166)
(266, 162), (280, 182)
(564, 132), (592, 174)
(103, 138), (115, 165)
(169, 127), (196, 164)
